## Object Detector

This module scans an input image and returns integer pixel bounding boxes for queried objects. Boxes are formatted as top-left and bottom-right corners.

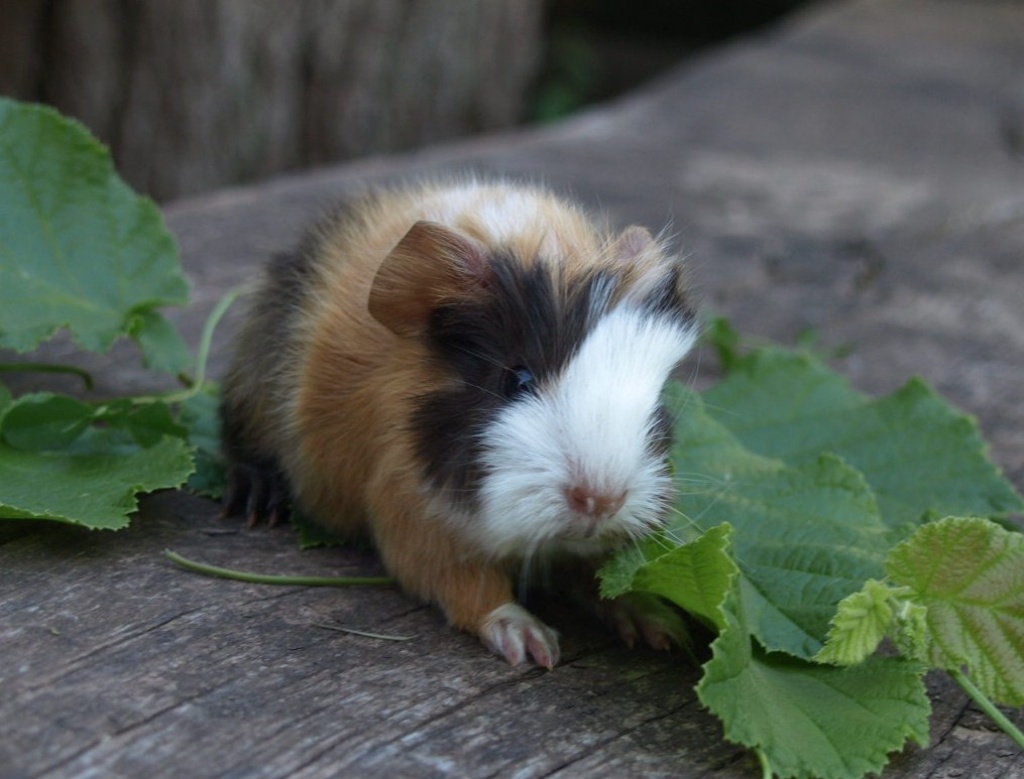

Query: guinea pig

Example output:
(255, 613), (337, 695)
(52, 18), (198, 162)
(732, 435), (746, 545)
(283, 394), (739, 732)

(219, 178), (699, 668)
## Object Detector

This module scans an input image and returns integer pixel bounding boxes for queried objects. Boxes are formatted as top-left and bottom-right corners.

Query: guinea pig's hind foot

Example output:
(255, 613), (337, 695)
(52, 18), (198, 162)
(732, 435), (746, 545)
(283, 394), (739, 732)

(601, 591), (693, 655)
(481, 603), (561, 670)
(220, 462), (291, 528)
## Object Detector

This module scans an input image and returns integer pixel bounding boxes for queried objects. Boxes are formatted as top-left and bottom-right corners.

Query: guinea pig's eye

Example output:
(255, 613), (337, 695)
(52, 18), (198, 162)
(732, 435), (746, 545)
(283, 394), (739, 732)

(502, 365), (536, 398)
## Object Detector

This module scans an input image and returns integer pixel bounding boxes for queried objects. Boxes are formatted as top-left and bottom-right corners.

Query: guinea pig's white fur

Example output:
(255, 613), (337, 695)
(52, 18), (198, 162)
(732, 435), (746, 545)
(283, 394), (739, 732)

(219, 177), (698, 668)
(469, 306), (696, 559)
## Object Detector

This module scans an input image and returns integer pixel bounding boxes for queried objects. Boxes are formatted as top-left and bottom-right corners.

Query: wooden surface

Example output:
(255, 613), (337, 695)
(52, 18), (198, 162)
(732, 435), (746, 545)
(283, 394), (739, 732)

(3, 0), (1024, 776)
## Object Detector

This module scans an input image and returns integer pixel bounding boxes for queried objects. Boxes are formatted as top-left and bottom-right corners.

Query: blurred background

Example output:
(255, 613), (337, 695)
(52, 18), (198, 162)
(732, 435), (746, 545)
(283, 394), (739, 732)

(0, 0), (816, 202)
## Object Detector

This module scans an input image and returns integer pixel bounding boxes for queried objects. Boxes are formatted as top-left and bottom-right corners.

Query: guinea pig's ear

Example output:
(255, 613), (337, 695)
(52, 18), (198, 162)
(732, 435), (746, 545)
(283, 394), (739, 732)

(610, 225), (659, 265)
(369, 220), (487, 337)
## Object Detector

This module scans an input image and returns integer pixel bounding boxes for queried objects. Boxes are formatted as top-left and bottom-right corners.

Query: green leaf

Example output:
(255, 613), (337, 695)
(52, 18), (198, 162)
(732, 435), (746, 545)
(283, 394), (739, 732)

(887, 516), (1024, 706)
(702, 315), (744, 372)
(0, 392), (94, 450)
(98, 400), (188, 447)
(698, 601), (931, 779)
(600, 523), (737, 630)
(666, 386), (890, 658)
(597, 539), (661, 601)
(612, 498), (930, 777)
(813, 579), (897, 666)
(176, 388), (221, 454)
(598, 343), (1024, 777)
(0, 98), (189, 373)
(814, 579), (927, 666)
(0, 425), (194, 529)
(131, 309), (192, 375)
(701, 348), (864, 436)
(702, 349), (1024, 529)
(186, 448), (227, 500)
(175, 387), (226, 497)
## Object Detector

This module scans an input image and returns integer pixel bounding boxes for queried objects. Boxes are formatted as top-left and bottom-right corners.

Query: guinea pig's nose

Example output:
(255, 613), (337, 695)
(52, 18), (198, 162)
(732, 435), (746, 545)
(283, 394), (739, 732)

(566, 483), (627, 519)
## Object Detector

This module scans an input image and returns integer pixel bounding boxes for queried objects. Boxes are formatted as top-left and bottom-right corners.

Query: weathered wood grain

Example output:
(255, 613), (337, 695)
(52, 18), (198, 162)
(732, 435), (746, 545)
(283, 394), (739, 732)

(3, 0), (1023, 776)
(1, 0), (542, 201)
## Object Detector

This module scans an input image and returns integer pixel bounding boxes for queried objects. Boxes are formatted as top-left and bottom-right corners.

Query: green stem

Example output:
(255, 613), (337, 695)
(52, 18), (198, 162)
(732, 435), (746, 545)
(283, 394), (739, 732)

(0, 362), (94, 390)
(112, 283), (254, 409)
(164, 549), (394, 587)
(187, 283), (250, 394)
(159, 282), (254, 404)
(1, 284), (248, 407)
(950, 668), (1024, 750)
(754, 747), (773, 779)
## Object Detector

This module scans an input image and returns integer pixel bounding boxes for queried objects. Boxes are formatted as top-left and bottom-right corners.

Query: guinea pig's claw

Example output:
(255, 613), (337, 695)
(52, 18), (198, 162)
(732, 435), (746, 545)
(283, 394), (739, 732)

(221, 463), (291, 527)
(481, 603), (560, 670)
(604, 591), (692, 656)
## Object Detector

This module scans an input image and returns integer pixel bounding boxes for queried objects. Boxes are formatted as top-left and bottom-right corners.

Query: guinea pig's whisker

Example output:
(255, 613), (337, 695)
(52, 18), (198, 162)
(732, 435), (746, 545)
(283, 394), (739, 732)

(457, 380), (503, 401)
(689, 495), (726, 528)
(625, 536), (655, 563)
(664, 505), (703, 536)
(673, 352), (703, 394)
(695, 392), (754, 426)
(658, 528), (690, 548)
(449, 342), (502, 366)
(651, 532), (684, 548)
(449, 344), (514, 378)
(645, 533), (677, 554)
(674, 470), (726, 491)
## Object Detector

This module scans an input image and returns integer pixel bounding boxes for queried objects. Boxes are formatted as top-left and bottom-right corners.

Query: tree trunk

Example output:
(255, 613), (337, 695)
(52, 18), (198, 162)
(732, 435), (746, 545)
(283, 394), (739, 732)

(1, 0), (543, 201)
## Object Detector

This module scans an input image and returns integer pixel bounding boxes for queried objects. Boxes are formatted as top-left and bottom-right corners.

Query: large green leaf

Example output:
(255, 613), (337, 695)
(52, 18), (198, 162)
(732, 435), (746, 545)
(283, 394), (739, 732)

(664, 385), (890, 658)
(702, 349), (1023, 528)
(698, 596), (930, 779)
(0, 387), (194, 528)
(600, 347), (1024, 778)
(887, 516), (1024, 706)
(604, 517), (931, 779)
(0, 430), (193, 529)
(0, 98), (190, 372)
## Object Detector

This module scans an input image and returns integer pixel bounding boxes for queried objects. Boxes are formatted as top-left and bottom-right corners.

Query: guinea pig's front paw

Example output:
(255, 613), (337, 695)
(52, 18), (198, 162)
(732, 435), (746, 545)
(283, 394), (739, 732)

(220, 462), (291, 528)
(481, 603), (561, 669)
(601, 591), (691, 653)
